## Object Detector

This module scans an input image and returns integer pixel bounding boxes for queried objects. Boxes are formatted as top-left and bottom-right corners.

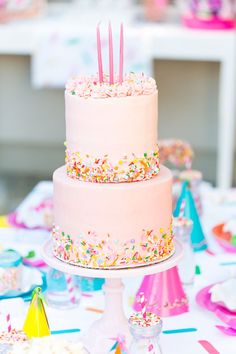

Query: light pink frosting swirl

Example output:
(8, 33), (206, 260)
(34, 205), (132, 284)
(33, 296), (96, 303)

(65, 73), (157, 98)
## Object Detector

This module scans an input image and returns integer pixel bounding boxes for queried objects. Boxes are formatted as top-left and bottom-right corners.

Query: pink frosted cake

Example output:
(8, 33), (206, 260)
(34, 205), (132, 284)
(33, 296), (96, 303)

(52, 73), (174, 269)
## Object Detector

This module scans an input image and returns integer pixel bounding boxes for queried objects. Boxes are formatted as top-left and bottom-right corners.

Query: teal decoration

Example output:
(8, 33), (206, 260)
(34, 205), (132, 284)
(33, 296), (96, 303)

(174, 182), (207, 252)
(65, 38), (81, 46)
(75, 277), (105, 292)
(46, 269), (68, 292)
(195, 265), (201, 275)
(173, 181), (188, 217)
(109, 341), (118, 351)
(163, 328), (197, 334)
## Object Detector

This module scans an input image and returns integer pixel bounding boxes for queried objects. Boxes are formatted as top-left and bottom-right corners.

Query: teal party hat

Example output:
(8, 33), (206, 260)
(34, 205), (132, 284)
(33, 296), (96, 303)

(174, 182), (207, 252)
(174, 181), (188, 217)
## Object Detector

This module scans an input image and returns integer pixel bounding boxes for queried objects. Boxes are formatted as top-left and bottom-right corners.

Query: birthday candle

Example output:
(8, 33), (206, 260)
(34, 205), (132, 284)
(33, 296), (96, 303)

(109, 22), (114, 85)
(97, 25), (103, 83)
(119, 23), (124, 84)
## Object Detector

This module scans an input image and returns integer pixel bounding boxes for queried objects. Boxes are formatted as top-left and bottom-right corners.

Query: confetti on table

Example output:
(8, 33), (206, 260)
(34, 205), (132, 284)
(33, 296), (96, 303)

(219, 261), (236, 266)
(195, 265), (201, 275)
(163, 328), (197, 334)
(24, 250), (36, 259)
(198, 340), (220, 354)
(81, 293), (93, 298)
(51, 328), (80, 335)
(85, 307), (104, 314)
(205, 249), (215, 256)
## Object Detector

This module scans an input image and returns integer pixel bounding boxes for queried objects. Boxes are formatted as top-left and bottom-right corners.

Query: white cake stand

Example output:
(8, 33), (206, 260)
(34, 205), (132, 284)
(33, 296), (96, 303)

(42, 240), (183, 354)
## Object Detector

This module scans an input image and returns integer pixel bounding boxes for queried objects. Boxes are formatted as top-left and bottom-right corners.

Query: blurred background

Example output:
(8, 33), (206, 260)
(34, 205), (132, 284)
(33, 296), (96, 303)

(0, 0), (235, 214)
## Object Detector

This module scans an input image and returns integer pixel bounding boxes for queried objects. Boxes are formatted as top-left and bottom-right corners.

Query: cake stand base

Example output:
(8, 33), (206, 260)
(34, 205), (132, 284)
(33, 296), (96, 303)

(42, 240), (183, 354)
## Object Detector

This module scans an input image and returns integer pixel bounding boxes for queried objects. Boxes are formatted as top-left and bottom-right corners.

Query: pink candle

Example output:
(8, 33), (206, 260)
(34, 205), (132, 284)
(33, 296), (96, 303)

(109, 22), (114, 85)
(119, 23), (124, 84)
(97, 25), (103, 83)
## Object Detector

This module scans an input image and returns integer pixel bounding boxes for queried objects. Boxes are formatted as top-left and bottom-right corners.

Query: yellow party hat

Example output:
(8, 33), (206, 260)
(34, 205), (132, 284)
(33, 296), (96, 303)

(23, 287), (50, 338)
(0, 215), (11, 228)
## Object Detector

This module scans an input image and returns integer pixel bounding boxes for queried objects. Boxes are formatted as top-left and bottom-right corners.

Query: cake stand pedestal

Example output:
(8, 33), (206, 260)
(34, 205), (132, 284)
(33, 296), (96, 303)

(42, 240), (183, 354)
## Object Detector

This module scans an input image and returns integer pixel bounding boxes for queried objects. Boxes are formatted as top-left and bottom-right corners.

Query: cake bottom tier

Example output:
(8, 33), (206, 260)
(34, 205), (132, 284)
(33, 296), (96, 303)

(52, 165), (174, 269)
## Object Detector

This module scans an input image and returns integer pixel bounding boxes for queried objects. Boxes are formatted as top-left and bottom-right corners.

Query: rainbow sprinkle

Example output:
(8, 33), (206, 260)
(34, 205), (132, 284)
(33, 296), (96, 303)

(0, 329), (28, 344)
(129, 312), (161, 328)
(65, 146), (160, 183)
(52, 223), (174, 269)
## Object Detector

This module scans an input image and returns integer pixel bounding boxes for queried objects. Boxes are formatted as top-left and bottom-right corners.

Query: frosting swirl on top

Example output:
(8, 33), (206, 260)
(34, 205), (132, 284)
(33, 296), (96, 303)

(65, 73), (157, 98)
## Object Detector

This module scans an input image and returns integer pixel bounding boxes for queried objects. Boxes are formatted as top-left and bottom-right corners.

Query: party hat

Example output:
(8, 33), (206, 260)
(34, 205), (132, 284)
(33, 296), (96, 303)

(179, 169), (203, 216)
(109, 341), (125, 354)
(23, 287), (50, 338)
(174, 181), (207, 251)
(133, 267), (188, 317)
(109, 335), (127, 354)
(174, 181), (187, 217)
(115, 345), (122, 354)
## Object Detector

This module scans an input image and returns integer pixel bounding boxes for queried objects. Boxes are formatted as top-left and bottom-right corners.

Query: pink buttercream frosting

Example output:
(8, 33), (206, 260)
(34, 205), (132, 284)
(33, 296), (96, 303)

(52, 165), (173, 268)
(65, 73), (157, 99)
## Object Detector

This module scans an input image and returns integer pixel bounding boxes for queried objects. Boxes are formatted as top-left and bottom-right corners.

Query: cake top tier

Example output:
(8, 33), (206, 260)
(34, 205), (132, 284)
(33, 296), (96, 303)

(65, 73), (157, 99)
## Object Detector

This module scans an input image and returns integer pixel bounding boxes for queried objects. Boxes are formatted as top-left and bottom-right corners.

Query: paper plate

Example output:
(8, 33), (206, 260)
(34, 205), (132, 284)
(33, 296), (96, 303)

(196, 283), (236, 328)
(212, 223), (236, 253)
(0, 267), (46, 301)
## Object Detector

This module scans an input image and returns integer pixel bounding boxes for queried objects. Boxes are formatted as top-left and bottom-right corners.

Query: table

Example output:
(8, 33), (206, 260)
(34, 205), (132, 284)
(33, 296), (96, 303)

(0, 181), (236, 353)
(42, 239), (183, 353)
(0, 12), (235, 187)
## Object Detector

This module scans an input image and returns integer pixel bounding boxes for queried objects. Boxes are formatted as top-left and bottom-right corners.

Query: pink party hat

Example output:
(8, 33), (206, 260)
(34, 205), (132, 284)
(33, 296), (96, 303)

(133, 267), (188, 317)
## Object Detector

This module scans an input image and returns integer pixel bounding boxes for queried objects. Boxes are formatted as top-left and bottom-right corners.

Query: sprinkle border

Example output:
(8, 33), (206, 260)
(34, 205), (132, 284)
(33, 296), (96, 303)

(65, 145), (160, 183)
(52, 223), (174, 269)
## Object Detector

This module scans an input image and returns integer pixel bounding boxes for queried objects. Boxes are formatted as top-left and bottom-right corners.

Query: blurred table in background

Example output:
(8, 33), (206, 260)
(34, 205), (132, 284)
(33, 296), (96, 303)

(0, 3), (235, 188)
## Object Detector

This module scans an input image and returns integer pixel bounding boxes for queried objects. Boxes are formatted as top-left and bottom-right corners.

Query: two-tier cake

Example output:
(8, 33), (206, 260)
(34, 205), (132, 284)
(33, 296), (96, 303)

(52, 72), (174, 269)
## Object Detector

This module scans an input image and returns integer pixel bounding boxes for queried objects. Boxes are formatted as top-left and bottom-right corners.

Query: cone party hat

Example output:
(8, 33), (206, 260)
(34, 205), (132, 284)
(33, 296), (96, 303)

(109, 335), (127, 354)
(174, 181), (207, 252)
(23, 287), (50, 338)
(133, 267), (188, 317)
(115, 344), (122, 354)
